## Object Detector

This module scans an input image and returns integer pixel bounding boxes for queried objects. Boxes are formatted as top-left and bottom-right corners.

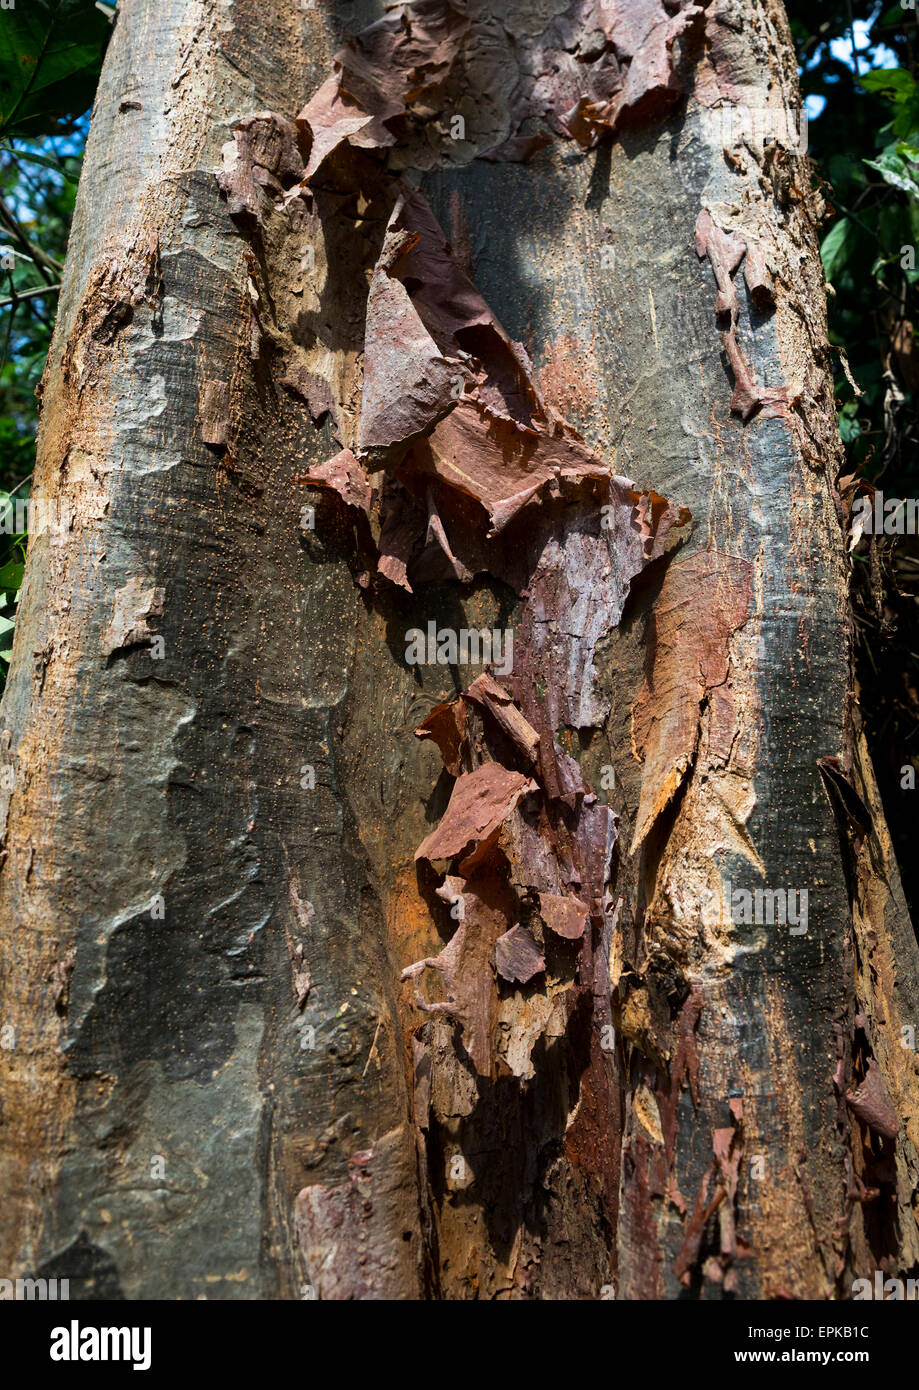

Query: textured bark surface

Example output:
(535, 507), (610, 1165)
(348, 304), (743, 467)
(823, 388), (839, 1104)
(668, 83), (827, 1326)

(1, 0), (918, 1302)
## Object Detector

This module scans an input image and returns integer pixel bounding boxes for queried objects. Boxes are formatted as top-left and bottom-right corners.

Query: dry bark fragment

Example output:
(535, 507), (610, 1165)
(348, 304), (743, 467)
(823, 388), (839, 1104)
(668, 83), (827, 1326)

(299, 449), (372, 514)
(199, 379), (230, 447)
(585, 2), (704, 132)
(465, 673), (539, 764)
(743, 239), (775, 308)
(538, 891), (589, 941)
(845, 1059), (900, 1141)
(99, 576), (165, 658)
(495, 924), (545, 984)
(279, 358), (335, 424)
(694, 209), (746, 319)
(401, 873), (514, 1074)
(217, 112), (305, 228)
(414, 763), (538, 869)
(358, 203), (471, 453)
(409, 397), (609, 534)
(694, 209), (789, 418)
(630, 550), (753, 852)
(297, 1), (472, 181)
(414, 698), (468, 779)
(721, 329), (791, 422)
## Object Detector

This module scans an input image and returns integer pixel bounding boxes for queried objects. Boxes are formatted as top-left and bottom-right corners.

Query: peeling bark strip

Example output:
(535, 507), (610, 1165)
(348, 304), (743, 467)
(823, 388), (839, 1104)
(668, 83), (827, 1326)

(630, 550), (753, 852)
(3, 0), (919, 1305)
(212, 0), (696, 1295)
(414, 763), (538, 869)
(218, 113), (306, 227)
(289, 119), (689, 1239)
(297, 3), (473, 181)
(298, 182), (622, 561)
(294, 0), (704, 177)
(695, 207), (790, 420)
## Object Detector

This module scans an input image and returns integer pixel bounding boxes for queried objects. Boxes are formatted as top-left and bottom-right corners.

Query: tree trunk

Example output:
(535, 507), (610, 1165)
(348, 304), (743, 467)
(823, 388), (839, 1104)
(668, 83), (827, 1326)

(2, 0), (918, 1301)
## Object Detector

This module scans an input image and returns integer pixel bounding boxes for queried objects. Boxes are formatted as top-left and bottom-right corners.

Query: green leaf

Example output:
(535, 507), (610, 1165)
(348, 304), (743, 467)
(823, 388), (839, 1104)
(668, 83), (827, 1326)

(0, 0), (111, 138)
(859, 68), (919, 139)
(838, 401), (863, 443)
(860, 68), (917, 101)
(821, 217), (854, 282)
(0, 141), (78, 179)
(0, 561), (23, 590)
(865, 149), (919, 197)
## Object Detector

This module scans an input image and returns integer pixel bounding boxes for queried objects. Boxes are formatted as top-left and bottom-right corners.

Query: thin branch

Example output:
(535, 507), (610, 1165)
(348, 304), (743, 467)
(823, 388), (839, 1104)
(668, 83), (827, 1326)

(829, 199), (875, 241)
(846, 0), (861, 79)
(0, 289), (14, 374)
(0, 282), (61, 308)
(6, 472), (33, 497)
(0, 197), (63, 280)
(8, 152), (50, 205)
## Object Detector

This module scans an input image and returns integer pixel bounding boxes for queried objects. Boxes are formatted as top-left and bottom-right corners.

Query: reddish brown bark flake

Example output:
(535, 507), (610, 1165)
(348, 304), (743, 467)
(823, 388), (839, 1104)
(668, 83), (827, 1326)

(495, 924), (546, 984)
(298, 448), (372, 514)
(297, 1), (472, 181)
(631, 551), (753, 851)
(414, 763), (538, 869)
(539, 891), (589, 941)
(845, 1059), (901, 1141)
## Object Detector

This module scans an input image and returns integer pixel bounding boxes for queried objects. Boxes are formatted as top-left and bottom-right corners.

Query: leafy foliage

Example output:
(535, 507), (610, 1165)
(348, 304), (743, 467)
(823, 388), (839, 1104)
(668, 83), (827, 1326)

(0, 137), (81, 683)
(0, 0), (102, 690)
(1, 135), (80, 481)
(788, 1), (918, 473)
(787, 0), (919, 907)
(0, 0), (110, 139)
